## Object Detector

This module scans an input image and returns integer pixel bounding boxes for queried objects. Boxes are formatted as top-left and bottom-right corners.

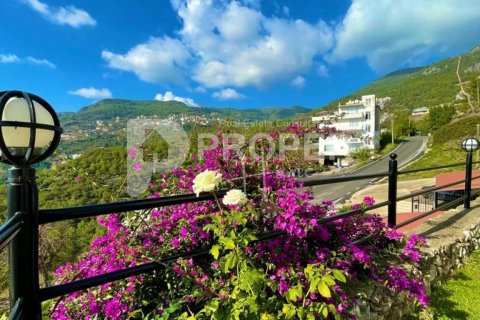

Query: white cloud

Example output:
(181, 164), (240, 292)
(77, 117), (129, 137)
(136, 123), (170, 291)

(102, 0), (333, 88)
(0, 54), (20, 63)
(68, 87), (112, 99)
(154, 91), (199, 107)
(194, 86), (207, 93)
(102, 37), (191, 84)
(282, 6), (290, 16)
(181, 0), (333, 88)
(290, 76), (305, 88)
(316, 64), (328, 77)
(25, 0), (96, 28)
(0, 53), (56, 68)
(331, 0), (480, 71)
(26, 57), (56, 69)
(212, 88), (244, 100)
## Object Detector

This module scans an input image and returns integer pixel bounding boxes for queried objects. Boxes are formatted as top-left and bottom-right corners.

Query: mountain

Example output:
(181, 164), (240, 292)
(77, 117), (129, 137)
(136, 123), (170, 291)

(59, 99), (311, 124)
(56, 100), (311, 156)
(314, 45), (480, 112)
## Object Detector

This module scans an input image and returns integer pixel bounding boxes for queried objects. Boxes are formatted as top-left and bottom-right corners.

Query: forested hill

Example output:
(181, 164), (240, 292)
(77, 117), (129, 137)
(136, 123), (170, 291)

(59, 99), (311, 124)
(314, 45), (480, 112)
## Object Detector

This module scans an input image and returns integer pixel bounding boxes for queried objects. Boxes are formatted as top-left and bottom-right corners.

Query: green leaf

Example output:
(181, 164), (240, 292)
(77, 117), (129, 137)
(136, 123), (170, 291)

(304, 265), (314, 279)
(308, 278), (320, 293)
(203, 223), (215, 231)
(322, 305), (329, 318)
(317, 282), (331, 298)
(246, 295), (259, 312)
(220, 237), (236, 250)
(239, 270), (264, 291)
(223, 252), (237, 273)
(282, 304), (296, 319)
(212, 215), (222, 224)
(286, 286), (303, 302)
(323, 275), (336, 286)
(332, 270), (346, 283)
(328, 304), (338, 315)
(210, 245), (221, 259)
(296, 306), (305, 319)
(205, 300), (219, 312)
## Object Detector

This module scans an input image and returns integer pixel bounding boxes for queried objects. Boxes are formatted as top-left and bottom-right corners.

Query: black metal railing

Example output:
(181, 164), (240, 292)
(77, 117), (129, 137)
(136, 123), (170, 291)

(0, 152), (478, 319)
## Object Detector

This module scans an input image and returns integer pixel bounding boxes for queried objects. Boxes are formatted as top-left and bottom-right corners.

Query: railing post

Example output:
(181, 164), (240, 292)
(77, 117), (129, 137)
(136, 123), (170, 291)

(465, 151), (473, 209)
(7, 166), (41, 319)
(388, 154), (398, 227)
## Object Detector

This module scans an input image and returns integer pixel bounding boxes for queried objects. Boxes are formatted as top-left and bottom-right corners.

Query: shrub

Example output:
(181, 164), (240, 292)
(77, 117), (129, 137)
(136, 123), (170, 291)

(50, 132), (427, 319)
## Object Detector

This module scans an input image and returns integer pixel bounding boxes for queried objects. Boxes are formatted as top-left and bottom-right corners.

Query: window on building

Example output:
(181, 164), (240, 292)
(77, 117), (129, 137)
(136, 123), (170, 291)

(324, 145), (334, 152)
(365, 98), (371, 106)
(365, 125), (371, 132)
(365, 111), (371, 120)
(350, 121), (359, 127)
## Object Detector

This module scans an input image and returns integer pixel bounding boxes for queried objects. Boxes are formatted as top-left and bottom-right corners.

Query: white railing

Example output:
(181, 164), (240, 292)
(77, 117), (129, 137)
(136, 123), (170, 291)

(341, 112), (364, 120)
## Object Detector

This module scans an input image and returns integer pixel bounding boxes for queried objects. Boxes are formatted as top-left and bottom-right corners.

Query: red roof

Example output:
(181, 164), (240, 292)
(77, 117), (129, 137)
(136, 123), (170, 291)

(435, 169), (480, 192)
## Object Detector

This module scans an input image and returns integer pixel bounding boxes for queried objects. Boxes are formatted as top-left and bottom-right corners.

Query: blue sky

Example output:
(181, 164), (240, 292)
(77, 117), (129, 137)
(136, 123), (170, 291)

(1, 0), (480, 112)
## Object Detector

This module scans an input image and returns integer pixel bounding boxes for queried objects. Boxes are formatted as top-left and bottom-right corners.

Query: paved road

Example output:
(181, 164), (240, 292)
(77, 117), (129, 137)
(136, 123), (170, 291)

(299, 136), (427, 204)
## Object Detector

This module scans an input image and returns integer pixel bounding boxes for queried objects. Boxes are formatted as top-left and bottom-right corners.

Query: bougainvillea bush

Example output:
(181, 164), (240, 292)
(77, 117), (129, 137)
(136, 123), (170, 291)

(50, 129), (427, 319)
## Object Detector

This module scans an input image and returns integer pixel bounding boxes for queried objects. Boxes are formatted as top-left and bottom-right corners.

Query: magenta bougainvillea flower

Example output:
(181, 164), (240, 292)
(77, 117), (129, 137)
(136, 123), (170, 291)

(52, 130), (427, 319)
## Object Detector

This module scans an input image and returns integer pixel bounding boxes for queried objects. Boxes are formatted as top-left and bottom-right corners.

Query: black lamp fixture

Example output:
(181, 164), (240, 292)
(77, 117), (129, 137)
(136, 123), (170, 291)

(461, 137), (480, 153)
(461, 137), (480, 210)
(0, 90), (62, 167)
(0, 90), (62, 316)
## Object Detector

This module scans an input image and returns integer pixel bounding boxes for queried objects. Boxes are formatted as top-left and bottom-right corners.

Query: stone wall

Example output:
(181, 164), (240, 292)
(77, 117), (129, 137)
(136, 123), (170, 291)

(353, 205), (480, 319)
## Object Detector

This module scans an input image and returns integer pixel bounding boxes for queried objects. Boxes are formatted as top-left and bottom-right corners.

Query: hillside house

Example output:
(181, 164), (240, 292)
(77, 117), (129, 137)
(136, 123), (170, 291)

(411, 107), (429, 116)
(312, 94), (380, 166)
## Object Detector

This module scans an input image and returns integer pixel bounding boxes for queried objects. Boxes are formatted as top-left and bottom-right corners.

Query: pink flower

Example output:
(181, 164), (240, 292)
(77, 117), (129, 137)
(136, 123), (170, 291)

(171, 237), (180, 248)
(363, 196), (375, 206)
(180, 227), (188, 238)
(128, 147), (137, 159)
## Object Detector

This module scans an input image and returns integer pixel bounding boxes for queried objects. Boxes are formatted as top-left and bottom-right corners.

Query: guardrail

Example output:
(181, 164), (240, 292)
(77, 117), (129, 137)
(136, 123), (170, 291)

(0, 153), (478, 319)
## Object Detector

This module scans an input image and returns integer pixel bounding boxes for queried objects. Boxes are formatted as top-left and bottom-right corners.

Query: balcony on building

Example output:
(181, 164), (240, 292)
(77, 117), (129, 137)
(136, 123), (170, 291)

(340, 112), (364, 120)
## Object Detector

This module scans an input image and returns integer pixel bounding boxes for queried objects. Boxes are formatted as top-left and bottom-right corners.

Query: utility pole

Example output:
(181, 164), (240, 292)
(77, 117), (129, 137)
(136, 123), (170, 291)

(477, 123), (480, 167)
(391, 116), (395, 144)
(408, 115), (411, 137)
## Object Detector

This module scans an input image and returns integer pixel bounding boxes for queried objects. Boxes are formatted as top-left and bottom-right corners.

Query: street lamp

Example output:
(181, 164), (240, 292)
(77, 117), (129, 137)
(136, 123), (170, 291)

(0, 91), (61, 165)
(0, 91), (62, 317)
(461, 137), (480, 209)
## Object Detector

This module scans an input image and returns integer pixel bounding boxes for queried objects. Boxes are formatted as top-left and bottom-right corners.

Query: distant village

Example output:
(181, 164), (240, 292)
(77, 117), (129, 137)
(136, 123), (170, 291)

(60, 95), (433, 166)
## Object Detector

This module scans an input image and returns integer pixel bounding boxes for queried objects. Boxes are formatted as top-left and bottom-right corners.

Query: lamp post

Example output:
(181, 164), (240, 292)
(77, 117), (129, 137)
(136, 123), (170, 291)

(0, 91), (62, 319)
(477, 124), (480, 168)
(461, 138), (480, 209)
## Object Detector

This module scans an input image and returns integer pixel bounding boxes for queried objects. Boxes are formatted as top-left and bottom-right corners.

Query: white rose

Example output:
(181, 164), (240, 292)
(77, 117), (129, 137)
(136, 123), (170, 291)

(192, 170), (223, 196)
(222, 189), (248, 206)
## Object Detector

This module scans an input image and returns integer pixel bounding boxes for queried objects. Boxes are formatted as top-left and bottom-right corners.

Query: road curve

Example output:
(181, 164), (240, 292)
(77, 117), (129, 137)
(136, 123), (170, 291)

(299, 136), (427, 204)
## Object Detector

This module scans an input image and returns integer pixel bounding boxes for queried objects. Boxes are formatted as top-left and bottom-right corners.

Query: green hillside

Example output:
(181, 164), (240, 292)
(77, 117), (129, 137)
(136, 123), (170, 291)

(59, 99), (311, 123)
(56, 99), (310, 156)
(315, 45), (480, 112)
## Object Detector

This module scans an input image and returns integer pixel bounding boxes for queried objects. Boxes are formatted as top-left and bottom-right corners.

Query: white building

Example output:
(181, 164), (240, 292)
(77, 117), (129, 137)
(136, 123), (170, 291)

(312, 94), (380, 166)
(411, 107), (429, 116)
